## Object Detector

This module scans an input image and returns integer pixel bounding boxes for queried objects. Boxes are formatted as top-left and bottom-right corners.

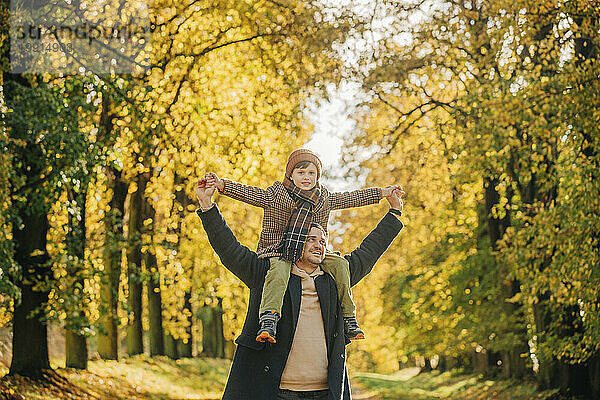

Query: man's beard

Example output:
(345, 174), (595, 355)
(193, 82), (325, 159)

(302, 250), (325, 265)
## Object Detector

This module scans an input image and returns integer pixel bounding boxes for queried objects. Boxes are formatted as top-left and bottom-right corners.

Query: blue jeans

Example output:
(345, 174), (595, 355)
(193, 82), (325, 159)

(277, 388), (330, 400)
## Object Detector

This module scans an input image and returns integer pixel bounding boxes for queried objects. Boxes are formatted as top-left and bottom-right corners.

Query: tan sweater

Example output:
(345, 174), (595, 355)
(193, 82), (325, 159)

(279, 265), (329, 391)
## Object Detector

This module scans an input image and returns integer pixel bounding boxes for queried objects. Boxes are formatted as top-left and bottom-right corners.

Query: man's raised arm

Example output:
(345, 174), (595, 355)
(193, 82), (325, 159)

(346, 188), (405, 286)
(195, 178), (266, 289)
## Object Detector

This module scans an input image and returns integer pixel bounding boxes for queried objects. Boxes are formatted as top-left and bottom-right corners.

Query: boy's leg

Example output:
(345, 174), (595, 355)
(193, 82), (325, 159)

(321, 253), (356, 317)
(260, 258), (292, 315)
(321, 253), (364, 340)
(257, 257), (292, 343)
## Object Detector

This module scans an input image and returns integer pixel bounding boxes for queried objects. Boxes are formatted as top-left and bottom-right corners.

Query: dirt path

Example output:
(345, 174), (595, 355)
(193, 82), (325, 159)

(351, 382), (380, 400)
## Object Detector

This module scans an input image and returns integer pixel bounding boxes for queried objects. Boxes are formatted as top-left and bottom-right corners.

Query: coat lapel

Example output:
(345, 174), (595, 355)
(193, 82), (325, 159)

(314, 275), (332, 350)
(289, 274), (302, 331)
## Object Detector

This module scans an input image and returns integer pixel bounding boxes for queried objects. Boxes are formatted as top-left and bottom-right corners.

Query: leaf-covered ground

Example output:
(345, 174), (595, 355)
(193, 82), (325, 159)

(0, 358), (566, 400)
(352, 368), (563, 400)
(0, 355), (230, 400)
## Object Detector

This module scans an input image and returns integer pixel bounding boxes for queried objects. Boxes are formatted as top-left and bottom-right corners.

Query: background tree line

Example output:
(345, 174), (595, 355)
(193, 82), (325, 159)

(0, 0), (359, 377)
(0, 0), (598, 399)
(337, 0), (599, 398)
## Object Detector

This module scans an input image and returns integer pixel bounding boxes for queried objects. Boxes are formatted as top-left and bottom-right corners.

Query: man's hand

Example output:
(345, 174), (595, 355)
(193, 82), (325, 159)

(196, 177), (216, 210)
(205, 172), (224, 191)
(386, 188), (404, 212)
(382, 185), (405, 198)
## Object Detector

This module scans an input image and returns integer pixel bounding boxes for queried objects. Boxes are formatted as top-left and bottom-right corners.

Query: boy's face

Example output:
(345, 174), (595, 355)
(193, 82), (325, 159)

(290, 163), (318, 190)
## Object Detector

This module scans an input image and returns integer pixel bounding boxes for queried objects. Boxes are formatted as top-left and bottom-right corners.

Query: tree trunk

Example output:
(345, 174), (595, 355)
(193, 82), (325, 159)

(589, 354), (600, 400)
(500, 346), (527, 381)
(145, 191), (164, 356)
(559, 361), (591, 398)
(472, 348), (490, 375)
(144, 247), (165, 356)
(98, 167), (127, 360)
(421, 357), (432, 373)
(533, 293), (559, 390)
(147, 255), (164, 356)
(161, 174), (183, 361)
(5, 71), (51, 377)
(164, 333), (179, 360)
(215, 299), (225, 358)
(9, 207), (51, 376)
(437, 356), (448, 372)
(126, 173), (146, 355)
(552, 304), (593, 397)
(200, 306), (214, 357)
(64, 279), (88, 368)
(484, 178), (528, 380)
(200, 298), (225, 358)
(171, 173), (195, 358)
(519, 176), (568, 392)
(144, 183), (164, 356)
(571, 13), (599, 399)
(65, 331), (87, 369)
(96, 95), (122, 360)
(64, 189), (88, 369)
(177, 290), (193, 358)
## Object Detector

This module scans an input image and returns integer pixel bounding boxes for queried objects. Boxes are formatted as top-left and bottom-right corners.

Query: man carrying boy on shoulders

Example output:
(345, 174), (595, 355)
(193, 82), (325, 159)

(195, 178), (405, 400)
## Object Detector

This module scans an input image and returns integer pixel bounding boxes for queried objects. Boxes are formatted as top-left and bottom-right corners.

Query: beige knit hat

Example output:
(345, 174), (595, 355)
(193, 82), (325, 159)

(285, 149), (322, 181)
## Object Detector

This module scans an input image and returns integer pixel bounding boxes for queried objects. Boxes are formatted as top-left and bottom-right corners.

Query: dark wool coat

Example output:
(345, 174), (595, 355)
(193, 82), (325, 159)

(196, 205), (403, 400)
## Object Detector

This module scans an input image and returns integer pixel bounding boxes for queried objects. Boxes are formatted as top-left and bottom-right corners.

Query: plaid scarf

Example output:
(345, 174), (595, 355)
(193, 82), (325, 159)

(280, 178), (322, 262)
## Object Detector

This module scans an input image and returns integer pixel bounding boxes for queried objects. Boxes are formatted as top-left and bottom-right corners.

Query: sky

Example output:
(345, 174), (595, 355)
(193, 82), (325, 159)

(302, 0), (410, 192)
(304, 82), (366, 192)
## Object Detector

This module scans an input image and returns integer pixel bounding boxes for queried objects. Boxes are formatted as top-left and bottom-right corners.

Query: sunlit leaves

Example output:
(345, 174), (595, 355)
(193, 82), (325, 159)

(342, 0), (600, 372)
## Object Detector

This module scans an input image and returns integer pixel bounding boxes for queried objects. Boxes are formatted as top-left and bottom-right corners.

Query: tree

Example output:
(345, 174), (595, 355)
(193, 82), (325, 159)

(1, 0), (369, 376)
(97, 166), (127, 360)
(2, 74), (90, 376)
(340, 0), (600, 393)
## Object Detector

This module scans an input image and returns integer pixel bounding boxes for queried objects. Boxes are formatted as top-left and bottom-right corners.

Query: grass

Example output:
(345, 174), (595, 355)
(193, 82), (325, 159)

(0, 355), (231, 400)
(352, 368), (562, 400)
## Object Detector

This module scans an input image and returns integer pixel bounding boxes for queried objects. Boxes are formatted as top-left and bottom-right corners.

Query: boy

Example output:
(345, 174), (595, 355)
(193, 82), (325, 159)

(205, 149), (401, 343)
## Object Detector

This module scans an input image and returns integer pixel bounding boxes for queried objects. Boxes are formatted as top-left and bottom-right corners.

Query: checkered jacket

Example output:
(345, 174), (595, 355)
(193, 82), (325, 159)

(220, 179), (383, 258)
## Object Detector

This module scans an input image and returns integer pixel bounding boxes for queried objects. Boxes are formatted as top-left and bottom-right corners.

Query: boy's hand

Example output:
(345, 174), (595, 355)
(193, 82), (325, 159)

(382, 185), (404, 198)
(386, 188), (404, 212)
(393, 186), (405, 198)
(205, 172), (224, 191)
(196, 178), (216, 209)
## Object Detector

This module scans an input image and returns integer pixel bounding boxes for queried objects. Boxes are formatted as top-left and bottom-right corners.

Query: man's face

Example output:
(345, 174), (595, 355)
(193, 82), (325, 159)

(290, 163), (318, 190)
(301, 226), (327, 265)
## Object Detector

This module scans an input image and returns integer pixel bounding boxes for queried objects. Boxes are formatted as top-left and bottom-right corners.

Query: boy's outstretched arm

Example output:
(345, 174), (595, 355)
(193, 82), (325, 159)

(346, 190), (405, 286)
(329, 185), (404, 210)
(196, 178), (266, 289)
(205, 172), (275, 209)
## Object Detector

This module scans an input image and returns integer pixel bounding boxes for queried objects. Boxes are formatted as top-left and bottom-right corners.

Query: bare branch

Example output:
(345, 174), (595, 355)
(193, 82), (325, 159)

(172, 32), (281, 59)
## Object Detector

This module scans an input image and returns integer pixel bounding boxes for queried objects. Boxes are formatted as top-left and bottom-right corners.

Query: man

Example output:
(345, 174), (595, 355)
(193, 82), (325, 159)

(196, 178), (404, 400)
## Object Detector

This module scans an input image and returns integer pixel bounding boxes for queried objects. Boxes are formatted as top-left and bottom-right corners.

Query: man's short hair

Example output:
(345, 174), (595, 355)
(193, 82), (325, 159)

(309, 222), (327, 236)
